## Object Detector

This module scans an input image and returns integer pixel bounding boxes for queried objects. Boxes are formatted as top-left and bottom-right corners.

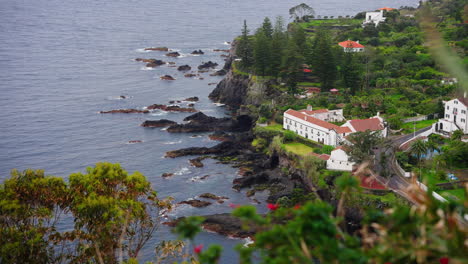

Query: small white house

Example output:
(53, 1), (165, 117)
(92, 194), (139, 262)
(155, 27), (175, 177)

(326, 146), (355, 171)
(338, 40), (365, 53)
(363, 10), (386, 26)
(434, 97), (468, 135)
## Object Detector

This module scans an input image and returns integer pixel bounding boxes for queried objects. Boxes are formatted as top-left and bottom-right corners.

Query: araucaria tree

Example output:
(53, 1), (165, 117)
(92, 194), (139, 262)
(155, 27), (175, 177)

(310, 29), (337, 89)
(236, 20), (254, 70)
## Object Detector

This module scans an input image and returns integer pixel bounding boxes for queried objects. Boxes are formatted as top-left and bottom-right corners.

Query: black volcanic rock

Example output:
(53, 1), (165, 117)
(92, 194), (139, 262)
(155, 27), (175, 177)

(177, 65), (191, 71)
(191, 49), (204, 55)
(141, 119), (177, 127)
(198, 61), (218, 70)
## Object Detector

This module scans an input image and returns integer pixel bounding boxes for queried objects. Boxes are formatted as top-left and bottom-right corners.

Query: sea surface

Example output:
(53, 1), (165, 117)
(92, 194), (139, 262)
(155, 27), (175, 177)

(0, 0), (418, 262)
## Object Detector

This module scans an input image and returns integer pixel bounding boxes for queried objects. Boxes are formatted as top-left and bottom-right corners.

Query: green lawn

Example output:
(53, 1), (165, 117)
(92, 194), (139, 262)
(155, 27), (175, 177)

(440, 188), (466, 201)
(298, 19), (362, 29)
(401, 119), (437, 134)
(283, 142), (314, 156)
(261, 123), (284, 132)
(420, 169), (449, 189)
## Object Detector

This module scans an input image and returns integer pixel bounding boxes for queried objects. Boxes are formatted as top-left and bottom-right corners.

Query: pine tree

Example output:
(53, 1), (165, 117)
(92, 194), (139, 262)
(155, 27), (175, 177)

(236, 20), (254, 70)
(341, 51), (362, 95)
(270, 16), (287, 77)
(253, 30), (272, 76)
(290, 24), (306, 51)
(311, 29), (337, 89)
(281, 39), (304, 94)
(261, 17), (273, 39)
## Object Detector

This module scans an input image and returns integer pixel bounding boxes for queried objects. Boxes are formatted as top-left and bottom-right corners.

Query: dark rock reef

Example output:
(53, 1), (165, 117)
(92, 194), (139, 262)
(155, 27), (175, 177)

(191, 50), (204, 55)
(177, 65), (191, 71)
(147, 104), (197, 112)
(144, 47), (169, 51)
(160, 75), (175, 81)
(165, 52), (181, 57)
(141, 119), (177, 127)
(198, 61), (218, 70)
(100, 109), (149, 114)
(178, 199), (212, 208)
(165, 112), (252, 133)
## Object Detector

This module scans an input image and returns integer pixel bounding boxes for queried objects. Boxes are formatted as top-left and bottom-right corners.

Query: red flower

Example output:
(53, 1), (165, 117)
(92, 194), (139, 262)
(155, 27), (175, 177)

(293, 204), (301, 210)
(439, 257), (449, 264)
(229, 203), (240, 209)
(267, 203), (279, 211)
(194, 244), (203, 254)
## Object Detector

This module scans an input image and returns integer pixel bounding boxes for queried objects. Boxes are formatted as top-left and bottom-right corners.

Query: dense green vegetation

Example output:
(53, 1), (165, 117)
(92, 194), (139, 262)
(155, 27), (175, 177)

(237, 0), (466, 128)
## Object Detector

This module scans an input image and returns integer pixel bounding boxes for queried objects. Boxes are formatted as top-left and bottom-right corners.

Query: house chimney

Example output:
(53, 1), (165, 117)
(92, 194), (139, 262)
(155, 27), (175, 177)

(376, 111), (380, 117)
(307, 104), (312, 111)
(356, 40), (359, 44)
(464, 91), (467, 98)
(304, 116), (307, 121)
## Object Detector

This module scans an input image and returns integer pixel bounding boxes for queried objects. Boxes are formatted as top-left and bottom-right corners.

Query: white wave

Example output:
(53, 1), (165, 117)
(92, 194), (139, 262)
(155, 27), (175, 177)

(135, 48), (151, 53)
(175, 167), (191, 176)
(243, 237), (254, 246)
(140, 66), (155, 71)
(213, 103), (225, 107)
(163, 140), (182, 145)
(190, 135), (203, 138)
(198, 109), (214, 112)
(160, 127), (168, 131)
(149, 111), (168, 116)
(223, 41), (231, 45)
(107, 96), (128, 100)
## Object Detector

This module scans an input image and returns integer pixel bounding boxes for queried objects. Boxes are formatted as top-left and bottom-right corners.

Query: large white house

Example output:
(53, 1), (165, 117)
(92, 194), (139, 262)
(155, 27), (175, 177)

(283, 108), (386, 148)
(283, 109), (351, 146)
(363, 9), (386, 26)
(434, 97), (468, 135)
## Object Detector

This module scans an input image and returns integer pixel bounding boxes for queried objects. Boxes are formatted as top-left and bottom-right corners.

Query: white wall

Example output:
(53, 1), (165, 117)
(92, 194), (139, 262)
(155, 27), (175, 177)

(326, 149), (354, 171)
(284, 113), (336, 146)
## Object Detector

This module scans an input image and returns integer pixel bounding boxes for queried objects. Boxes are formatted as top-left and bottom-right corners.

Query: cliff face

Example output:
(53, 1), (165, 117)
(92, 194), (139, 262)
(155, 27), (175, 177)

(209, 42), (279, 107)
(209, 70), (250, 106)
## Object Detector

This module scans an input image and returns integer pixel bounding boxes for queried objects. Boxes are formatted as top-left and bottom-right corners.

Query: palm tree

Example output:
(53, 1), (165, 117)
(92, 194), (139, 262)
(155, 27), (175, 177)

(451, 129), (463, 141)
(409, 139), (428, 179)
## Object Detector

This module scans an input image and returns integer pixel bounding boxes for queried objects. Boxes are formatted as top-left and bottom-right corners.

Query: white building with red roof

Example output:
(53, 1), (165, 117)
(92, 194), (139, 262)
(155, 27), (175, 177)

(363, 9), (386, 27)
(342, 114), (388, 137)
(283, 107), (386, 147)
(434, 96), (468, 135)
(338, 40), (365, 52)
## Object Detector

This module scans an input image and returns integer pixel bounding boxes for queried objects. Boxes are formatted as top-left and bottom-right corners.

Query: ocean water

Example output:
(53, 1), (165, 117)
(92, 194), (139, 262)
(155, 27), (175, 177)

(0, 0), (418, 262)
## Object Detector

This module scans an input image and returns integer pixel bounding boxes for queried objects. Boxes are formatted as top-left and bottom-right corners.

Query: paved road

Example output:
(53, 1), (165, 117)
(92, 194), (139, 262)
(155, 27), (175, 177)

(371, 126), (434, 205)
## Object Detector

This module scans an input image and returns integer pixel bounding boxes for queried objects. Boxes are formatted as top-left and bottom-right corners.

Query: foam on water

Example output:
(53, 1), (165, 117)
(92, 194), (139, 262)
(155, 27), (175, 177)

(163, 140), (182, 145)
(140, 66), (155, 71)
(174, 167), (191, 175)
(135, 48), (151, 53)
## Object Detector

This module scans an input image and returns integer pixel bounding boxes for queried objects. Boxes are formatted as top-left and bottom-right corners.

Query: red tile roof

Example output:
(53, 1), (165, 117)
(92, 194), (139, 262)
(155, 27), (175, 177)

(348, 118), (384, 132)
(303, 69), (312, 73)
(300, 109), (328, 115)
(309, 152), (330, 161)
(338, 40), (364, 49)
(457, 97), (468, 107)
(336, 126), (352, 133)
(285, 109), (342, 130)
(379, 7), (395, 11)
(359, 175), (386, 190)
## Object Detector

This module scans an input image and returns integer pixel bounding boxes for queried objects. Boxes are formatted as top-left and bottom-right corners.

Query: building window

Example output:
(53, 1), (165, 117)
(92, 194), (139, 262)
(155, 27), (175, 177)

(462, 119), (466, 123)
(462, 110), (466, 114)
(455, 100), (458, 104)
(446, 114), (450, 118)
